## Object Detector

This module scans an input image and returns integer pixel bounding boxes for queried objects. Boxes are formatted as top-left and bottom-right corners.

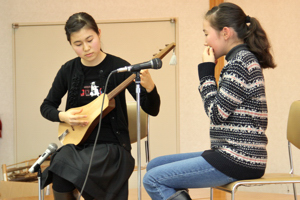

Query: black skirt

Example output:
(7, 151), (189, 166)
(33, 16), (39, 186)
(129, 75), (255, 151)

(42, 143), (135, 200)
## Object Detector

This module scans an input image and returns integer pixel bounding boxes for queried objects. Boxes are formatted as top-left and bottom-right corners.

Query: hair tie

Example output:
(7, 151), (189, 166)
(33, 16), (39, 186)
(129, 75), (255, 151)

(245, 15), (251, 23)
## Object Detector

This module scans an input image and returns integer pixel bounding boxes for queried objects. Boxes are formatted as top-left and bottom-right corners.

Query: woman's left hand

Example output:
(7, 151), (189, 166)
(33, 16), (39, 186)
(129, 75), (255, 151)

(139, 69), (155, 93)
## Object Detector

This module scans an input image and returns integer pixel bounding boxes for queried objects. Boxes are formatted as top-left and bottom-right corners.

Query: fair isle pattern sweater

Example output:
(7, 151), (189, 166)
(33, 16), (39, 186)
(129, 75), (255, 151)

(198, 44), (268, 180)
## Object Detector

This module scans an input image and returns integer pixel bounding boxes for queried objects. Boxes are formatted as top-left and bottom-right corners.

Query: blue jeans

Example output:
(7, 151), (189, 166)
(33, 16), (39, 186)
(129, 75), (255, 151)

(143, 151), (237, 200)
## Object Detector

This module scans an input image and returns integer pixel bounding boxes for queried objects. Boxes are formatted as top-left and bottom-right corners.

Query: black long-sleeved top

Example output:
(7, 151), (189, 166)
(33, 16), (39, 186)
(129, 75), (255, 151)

(41, 54), (160, 151)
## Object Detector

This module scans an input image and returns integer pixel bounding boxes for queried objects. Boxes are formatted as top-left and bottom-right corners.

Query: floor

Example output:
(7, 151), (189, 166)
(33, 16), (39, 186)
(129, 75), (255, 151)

(1, 188), (299, 200)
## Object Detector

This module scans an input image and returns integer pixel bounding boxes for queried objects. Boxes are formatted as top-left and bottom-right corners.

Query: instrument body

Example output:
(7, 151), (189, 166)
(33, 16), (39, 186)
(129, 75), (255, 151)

(58, 94), (115, 145)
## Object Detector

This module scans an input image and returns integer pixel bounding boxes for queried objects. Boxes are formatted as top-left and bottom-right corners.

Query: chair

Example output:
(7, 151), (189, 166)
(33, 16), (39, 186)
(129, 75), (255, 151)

(210, 100), (300, 200)
(127, 101), (150, 170)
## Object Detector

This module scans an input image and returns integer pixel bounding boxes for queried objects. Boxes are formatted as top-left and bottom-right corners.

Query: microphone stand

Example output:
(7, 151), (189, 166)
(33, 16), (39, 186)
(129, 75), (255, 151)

(37, 164), (44, 200)
(134, 71), (142, 200)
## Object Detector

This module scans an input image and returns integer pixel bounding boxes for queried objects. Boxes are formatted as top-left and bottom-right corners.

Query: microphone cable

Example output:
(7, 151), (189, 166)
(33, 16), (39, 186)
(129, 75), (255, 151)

(78, 71), (114, 200)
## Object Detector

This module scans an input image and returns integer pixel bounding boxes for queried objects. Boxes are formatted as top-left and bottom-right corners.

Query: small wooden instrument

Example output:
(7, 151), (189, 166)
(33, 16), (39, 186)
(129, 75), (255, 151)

(58, 42), (176, 145)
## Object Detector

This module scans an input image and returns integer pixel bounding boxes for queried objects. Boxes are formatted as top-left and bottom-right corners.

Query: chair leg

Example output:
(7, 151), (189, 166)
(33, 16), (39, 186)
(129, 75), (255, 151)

(292, 183), (298, 200)
(231, 191), (235, 200)
(210, 188), (213, 200)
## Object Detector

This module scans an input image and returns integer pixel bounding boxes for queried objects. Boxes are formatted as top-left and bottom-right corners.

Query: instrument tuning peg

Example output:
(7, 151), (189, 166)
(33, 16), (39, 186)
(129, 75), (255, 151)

(153, 53), (157, 56)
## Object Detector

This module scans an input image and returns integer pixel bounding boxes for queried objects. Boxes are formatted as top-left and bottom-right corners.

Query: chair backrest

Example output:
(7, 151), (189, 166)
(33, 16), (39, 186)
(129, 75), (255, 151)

(127, 101), (149, 144)
(287, 100), (300, 149)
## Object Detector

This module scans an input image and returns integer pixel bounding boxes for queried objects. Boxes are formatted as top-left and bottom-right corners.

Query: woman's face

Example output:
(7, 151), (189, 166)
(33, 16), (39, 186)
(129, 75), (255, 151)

(70, 27), (102, 66)
(203, 19), (226, 59)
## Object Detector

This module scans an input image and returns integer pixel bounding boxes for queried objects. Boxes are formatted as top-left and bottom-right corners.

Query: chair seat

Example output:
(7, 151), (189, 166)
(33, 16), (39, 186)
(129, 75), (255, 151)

(134, 166), (147, 171)
(215, 173), (300, 193)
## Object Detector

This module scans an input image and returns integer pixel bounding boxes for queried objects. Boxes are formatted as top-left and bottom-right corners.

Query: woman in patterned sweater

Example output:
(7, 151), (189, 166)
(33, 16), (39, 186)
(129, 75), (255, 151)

(143, 2), (276, 200)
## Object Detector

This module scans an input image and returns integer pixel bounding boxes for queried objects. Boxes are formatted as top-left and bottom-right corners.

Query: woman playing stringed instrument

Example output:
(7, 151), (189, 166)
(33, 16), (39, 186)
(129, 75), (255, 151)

(40, 12), (160, 200)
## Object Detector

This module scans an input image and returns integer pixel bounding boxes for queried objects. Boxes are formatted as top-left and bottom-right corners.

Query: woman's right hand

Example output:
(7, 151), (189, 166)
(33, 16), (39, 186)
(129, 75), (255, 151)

(59, 108), (89, 126)
(202, 46), (216, 63)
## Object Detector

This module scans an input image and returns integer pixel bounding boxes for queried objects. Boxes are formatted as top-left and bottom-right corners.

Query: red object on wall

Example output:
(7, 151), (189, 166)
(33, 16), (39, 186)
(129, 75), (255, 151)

(0, 119), (2, 138)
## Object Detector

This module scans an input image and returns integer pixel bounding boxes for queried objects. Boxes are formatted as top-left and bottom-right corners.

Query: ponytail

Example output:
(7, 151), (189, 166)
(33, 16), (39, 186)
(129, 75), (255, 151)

(205, 2), (276, 69)
(245, 17), (276, 69)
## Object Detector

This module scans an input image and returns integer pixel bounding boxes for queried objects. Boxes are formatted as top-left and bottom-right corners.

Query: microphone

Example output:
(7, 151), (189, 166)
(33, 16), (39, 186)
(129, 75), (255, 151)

(114, 58), (162, 73)
(29, 143), (58, 173)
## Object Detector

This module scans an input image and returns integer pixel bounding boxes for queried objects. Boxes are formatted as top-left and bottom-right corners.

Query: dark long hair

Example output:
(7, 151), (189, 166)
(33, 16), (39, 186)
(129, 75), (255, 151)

(205, 2), (276, 69)
(65, 12), (99, 43)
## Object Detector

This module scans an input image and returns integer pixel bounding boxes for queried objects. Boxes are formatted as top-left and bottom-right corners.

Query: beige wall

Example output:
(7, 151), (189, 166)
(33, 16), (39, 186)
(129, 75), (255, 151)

(225, 0), (300, 194)
(1, 0), (300, 195)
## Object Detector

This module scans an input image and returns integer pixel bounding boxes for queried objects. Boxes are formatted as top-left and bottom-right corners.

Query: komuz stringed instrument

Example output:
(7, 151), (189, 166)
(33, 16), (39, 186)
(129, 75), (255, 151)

(58, 43), (176, 145)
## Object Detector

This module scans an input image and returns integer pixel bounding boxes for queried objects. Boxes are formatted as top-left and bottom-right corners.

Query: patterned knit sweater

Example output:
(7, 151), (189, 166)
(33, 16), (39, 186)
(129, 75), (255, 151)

(198, 44), (268, 180)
